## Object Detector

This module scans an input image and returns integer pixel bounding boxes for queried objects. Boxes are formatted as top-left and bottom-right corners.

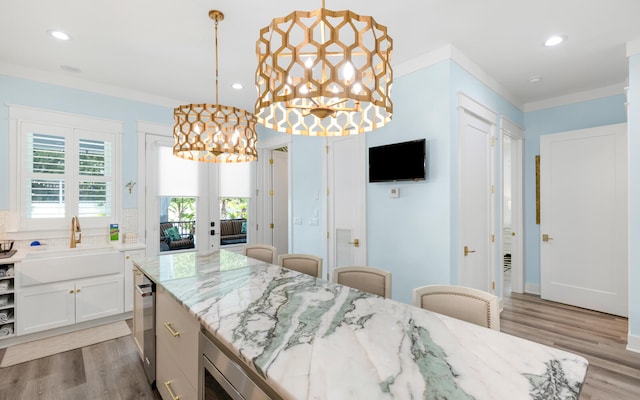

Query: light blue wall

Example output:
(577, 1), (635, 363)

(522, 95), (627, 289)
(366, 61), (452, 305)
(289, 135), (326, 258)
(0, 75), (172, 209)
(366, 60), (524, 304)
(627, 54), (640, 338)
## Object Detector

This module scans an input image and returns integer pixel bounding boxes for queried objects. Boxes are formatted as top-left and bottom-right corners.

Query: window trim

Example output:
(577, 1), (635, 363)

(8, 105), (123, 234)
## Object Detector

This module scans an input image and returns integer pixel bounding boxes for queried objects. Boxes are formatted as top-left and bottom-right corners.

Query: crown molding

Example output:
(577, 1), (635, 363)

(0, 62), (181, 108)
(394, 44), (523, 111)
(522, 83), (626, 112)
(626, 38), (640, 57)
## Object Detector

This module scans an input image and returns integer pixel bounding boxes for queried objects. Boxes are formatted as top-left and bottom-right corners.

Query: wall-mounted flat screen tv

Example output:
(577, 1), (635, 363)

(369, 139), (426, 182)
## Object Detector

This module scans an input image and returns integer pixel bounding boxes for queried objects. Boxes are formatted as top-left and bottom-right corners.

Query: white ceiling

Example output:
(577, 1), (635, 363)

(1, 0), (639, 112)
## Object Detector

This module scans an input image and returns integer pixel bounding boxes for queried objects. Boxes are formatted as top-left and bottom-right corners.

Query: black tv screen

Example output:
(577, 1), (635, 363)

(369, 139), (426, 182)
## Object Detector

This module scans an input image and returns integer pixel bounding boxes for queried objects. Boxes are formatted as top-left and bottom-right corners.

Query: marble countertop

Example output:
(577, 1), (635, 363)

(134, 250), (589, 400)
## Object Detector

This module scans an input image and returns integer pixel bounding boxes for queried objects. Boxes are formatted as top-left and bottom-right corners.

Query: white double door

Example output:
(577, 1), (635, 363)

(540, 123), (628, 316)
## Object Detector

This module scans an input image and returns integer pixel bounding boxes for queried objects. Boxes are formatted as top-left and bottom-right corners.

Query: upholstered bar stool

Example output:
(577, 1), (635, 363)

(412, 284), (500, 331)
(243, 244), (277, 264)
(278, 254), (323, 278)
(332, 266), (392, 298)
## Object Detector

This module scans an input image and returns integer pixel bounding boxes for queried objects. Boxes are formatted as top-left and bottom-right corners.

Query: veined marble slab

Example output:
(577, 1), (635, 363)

(136, 250), (588, 400)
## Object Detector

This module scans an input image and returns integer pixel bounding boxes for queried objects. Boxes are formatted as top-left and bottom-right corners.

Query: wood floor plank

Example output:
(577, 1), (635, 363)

(502, 292), (640, 400)
(0, 329), (161, 400)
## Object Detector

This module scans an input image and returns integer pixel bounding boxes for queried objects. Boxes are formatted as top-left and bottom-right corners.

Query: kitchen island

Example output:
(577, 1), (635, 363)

(134, 250), (588, 400)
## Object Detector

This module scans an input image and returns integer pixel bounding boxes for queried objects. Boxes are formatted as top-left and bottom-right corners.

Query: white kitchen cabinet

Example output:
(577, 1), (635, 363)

(17, 275), (123, 336)
(75, 275), (124, 322)
(156, 285), (199, 400)
(124, 249), (145, 312)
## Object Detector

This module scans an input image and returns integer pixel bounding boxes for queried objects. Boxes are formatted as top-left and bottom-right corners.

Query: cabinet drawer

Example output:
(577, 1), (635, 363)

(156, 287), (199, 387)
(157, 338), (197, 400)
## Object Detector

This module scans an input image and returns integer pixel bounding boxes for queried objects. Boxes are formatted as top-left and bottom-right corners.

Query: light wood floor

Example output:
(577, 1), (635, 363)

(0, 320), (161, 400)
(502, 293), (640, 400)
(1, 297), (639, 399)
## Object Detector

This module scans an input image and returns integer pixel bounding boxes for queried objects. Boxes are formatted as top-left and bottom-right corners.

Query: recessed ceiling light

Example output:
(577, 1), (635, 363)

(528, 75), (543, 84)
(544, 35), (566, 47)
(48, 30), (71, 41)
(231, 83), (243, 90)
(61, 65), (82, 73)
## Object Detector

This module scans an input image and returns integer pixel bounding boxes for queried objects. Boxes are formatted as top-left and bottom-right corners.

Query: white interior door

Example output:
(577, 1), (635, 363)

(272, 149), (289, 255)
(540, 123), (628, 316)
(328, 135), (367, 280)
(501, 119), (524, 295)
(459, 95), (496, 293)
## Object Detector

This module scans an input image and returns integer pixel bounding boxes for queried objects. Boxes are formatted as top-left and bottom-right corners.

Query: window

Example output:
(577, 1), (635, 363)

(219, 162), (252, 246)
(9, 106), (122, 231)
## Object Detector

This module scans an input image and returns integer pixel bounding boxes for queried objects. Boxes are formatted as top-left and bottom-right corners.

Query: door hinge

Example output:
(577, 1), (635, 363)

(491, 137), (496, 146)
(326, 232), (329, 239)
(491, 185), (495, 193)
(269, 158), (274, 165)
(325, 146), (329, 154)
(270, 223), (274, 229)
(491, 234), (495, 243)
(492, 281), (496, 290)
(269, 190), (274, 197)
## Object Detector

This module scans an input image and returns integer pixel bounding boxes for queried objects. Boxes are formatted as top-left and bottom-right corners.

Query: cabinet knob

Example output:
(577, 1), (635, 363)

(69, 290), (74, 294)
(76, 289), (81, 293)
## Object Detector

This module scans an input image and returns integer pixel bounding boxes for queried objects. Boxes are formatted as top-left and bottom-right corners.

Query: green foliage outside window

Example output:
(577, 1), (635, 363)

(220, 197), (248, 220)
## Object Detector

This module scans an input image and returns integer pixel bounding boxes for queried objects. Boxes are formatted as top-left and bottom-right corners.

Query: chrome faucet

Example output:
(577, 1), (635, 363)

(70, 216), (82, 248)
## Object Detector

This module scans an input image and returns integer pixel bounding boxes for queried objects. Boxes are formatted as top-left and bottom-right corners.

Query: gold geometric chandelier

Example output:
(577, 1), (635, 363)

(173, 10), (258, 162)
(255, 1), (393, 136)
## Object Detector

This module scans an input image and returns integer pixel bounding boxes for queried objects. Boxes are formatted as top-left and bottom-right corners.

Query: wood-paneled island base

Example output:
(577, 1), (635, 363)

(134, 250), (588, 400)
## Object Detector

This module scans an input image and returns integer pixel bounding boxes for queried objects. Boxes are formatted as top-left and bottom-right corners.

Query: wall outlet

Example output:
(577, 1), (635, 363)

(390, 187), (400, 198)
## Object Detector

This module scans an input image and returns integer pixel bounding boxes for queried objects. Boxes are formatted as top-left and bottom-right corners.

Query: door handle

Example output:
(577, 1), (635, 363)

(348, 238), (360, 248)
(464, 246), (476, 256)
(542, 234), (553, 242)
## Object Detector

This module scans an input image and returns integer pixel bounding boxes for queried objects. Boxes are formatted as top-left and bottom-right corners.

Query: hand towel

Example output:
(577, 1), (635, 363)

(0, 281), (8, 292)
(0, 310), (12, 323)
(0, 323), (14, 336)
(6, 266), (14, 277)
(0, 295), (8, 306)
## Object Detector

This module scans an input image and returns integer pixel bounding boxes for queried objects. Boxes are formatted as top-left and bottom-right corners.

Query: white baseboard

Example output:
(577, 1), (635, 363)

(627, 333), (640, 353)
(524, 283), (541, 295)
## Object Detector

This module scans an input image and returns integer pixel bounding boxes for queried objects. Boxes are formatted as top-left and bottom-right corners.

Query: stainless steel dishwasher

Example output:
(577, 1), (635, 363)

(136, 274), (156, 386)
(199, 330), (282, 400)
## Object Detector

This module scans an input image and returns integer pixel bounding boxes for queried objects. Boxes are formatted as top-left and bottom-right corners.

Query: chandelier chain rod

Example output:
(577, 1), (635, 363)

(214, 15), (220, 107)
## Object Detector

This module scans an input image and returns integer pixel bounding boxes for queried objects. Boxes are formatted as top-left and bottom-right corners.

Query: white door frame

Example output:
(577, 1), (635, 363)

(138, 122), (219, 256)
(256, 135), (292, 251)
(457, 93), (497, 293)
(500, 117), (524, 295)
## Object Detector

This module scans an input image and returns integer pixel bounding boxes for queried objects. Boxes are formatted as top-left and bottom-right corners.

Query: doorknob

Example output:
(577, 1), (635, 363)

(348, 238), (360, 248)
(464, 246), (476, 256)
(542, 234), (553, 242)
